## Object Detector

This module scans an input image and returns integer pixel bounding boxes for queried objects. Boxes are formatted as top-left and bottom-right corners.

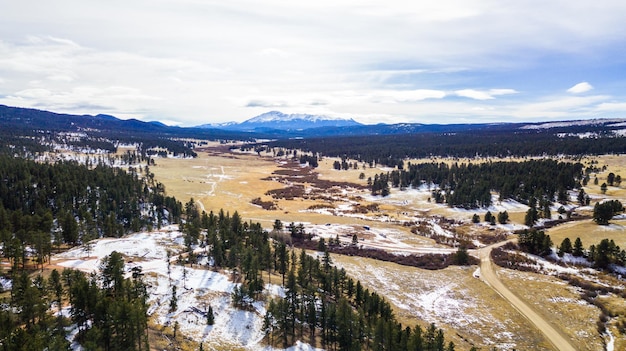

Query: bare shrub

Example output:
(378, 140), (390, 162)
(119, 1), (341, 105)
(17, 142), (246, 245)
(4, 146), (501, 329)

(490, 246), (540, 273)
(251, 197), (278, 210)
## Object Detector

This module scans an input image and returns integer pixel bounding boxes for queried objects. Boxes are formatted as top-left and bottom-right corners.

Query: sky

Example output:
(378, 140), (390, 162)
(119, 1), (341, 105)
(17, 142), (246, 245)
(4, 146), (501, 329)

(1, 0), (626, 126)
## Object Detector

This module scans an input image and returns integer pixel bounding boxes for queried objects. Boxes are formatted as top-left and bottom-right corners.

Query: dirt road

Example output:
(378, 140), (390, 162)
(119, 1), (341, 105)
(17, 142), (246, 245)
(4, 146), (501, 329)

(476, 240), (578, 351)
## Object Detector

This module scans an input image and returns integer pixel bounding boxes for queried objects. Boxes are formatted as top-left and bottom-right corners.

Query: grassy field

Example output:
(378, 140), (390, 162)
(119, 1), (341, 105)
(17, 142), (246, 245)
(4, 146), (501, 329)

(547, 154), (626, 248)
(147, 147), (626, 350)
(547, 219), (626, 249)
(150, 148), (283, 226)
(497, 268), (606, 351)
(331, 254), (555, 350)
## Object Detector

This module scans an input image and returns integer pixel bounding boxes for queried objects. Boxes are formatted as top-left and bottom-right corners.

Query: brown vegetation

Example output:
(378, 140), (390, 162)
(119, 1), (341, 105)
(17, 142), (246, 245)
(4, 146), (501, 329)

(307, 203), (335, 210)
(349, 203), (380, 214)
(251, 197), (278, 210)
(291, 237), (478, 270)
(476, 231), (510, 245)
(265, 185), (306, 200)
(490, 244), (541, 273)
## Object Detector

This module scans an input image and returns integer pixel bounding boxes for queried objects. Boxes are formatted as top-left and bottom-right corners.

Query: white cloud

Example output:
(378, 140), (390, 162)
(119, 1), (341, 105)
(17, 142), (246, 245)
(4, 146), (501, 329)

(596, 102), (626, 112)
(567, 82), (594, 94)
(0, 1), (625, 124)
(371, 89), (447, 103)
(455, 89), (518, 100)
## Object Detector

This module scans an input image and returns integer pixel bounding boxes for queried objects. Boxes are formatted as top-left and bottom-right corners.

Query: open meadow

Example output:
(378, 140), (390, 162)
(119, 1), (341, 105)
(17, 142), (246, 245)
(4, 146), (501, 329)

(143, 145), (626, 350)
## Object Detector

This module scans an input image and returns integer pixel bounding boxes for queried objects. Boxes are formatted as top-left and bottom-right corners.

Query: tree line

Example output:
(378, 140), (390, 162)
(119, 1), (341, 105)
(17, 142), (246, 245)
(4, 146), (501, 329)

(178, 207), (463, 350)
(0, 155), (183, 272)
(519, 229), (626, 271)
(372, 159), (583, 209)
(0, 104), (261, 158)
(1, 252), (149, 351)
(264, 129), (626, 167)
(264, 249), (456, 351)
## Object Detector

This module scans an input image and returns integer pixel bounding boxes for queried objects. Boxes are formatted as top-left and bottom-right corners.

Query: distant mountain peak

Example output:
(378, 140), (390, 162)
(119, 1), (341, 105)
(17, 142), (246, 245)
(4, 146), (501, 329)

(198, 111), (362, 132)
(247, 111), (350, 123)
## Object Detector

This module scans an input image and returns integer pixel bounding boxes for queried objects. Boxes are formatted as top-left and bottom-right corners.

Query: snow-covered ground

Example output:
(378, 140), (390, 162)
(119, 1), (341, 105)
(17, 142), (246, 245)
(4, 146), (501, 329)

(0, 276), (12, 291)
(306, 222), (455, 254)
(333, 259), (521, 350)
(52, 225), (317, 351)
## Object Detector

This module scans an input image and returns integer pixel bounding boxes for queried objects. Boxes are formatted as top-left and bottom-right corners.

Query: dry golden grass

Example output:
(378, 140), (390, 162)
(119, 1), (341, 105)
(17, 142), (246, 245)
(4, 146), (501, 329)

(547, 219), (626, 249)
(331, 254), (554, 350)
(599, 295), (626, 351)
(148, 319), (198, 351)
(582, 154), (626, 199)
(148, 318), (248, 351)
(150, 149), (428, 246)
(497, 268), (606, 351)
(150, 151), (283, 225)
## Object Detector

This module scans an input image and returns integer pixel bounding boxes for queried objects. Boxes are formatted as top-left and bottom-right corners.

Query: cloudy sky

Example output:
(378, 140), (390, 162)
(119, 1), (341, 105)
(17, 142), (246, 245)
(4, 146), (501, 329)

(1, 0), (626, 126)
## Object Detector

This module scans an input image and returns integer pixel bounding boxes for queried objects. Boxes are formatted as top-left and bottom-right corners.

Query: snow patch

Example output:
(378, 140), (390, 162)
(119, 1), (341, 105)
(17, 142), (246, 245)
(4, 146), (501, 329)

(52, 226), (292, 350)
(0, 276), (12, 291)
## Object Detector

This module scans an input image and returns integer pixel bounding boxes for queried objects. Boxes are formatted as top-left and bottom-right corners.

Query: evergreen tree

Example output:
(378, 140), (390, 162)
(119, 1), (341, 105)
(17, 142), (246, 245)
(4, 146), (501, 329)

(497, 211), (509, 224)
(594, 239), (615, 269)
(451, 246), (470, 265)
(170, 285), (178, 313)
(484, 211), (493, 223)
(558, 238), (572, 257)
(524, 207), (538, 227)
(573, 237), (584, 257)
(607, 172), (615, 186)
(62, 212), (79, 245)
(577, 188), (587, 206)
(471, 214), (480, 223)
(207, 305), (215, 325)
(100, 250), (125, 295)
(273, 219), (283, 232)
(593, 200), (624, 225)
(48, 269), (64, 313)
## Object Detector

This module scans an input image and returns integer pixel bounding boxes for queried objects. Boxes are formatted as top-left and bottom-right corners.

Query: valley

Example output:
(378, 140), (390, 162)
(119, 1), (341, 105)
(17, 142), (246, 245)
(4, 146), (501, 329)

(3, 2), (626, 350)
(140, 143), (625, 350)
(2, 106), (626, 351)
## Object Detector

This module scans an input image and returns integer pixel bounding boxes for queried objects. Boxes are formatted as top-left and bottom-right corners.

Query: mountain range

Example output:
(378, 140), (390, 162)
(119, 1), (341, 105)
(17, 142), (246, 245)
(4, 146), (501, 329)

(197, 111), (362, 132)
(2, 104), (626, 140)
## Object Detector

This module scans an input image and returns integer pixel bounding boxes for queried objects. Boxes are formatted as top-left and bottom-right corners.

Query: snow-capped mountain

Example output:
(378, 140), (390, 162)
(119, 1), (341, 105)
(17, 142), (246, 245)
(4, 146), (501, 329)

(245, 111), (350, 123)
(197, 111), (362, 132)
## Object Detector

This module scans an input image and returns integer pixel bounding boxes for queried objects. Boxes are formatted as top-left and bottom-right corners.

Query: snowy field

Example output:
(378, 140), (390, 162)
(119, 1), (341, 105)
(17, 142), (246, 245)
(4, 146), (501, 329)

(52, 225), (321, 351)
(332, 257), (528, 350)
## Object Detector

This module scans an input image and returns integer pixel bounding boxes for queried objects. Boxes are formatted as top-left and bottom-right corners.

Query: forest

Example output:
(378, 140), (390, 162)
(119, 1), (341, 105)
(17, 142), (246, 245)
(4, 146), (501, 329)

(265, 130), (626, 166)
(0, 154), (460, 349)
(180, 205), (459, 351)
(0, 104), (257, 158)
(370, 159), (584, 209)
(0, 155), (183, 253)
(0, 154), (181, 349)
(0, 253), (149, 351)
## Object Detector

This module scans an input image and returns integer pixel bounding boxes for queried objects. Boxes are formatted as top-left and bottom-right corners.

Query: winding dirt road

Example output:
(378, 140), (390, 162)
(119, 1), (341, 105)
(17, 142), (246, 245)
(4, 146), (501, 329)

(476, 240), (578, 351)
